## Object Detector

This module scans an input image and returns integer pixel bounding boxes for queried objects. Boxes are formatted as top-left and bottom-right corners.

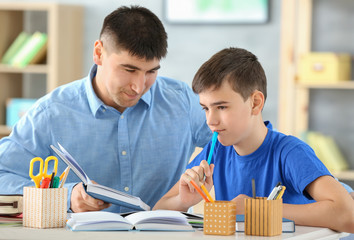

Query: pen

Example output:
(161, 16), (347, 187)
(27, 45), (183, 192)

(207, 132), (219, 165)
(200, 184), (215, 202)
(275, 186), (286, 200)
(40, 177), (50, 188)
(190, 179), (209, 202)
(49, 172), (55, 188)
(252, 178), (256, 198)
(200, 131), (219, 198)
(267, 182), (282, 200)
(51, 176), (60, 188)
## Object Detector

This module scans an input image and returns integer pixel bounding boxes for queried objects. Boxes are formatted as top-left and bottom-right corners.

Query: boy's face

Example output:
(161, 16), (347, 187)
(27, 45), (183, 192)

(199, 81), (254, 148)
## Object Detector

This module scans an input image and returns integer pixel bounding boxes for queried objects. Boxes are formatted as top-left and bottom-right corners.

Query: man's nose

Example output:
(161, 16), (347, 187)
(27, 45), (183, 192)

(131, 73), (146, 94)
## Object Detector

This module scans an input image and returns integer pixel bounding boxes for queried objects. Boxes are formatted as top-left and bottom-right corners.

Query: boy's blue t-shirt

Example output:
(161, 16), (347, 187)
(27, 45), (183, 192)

(187, 122), (331, 204)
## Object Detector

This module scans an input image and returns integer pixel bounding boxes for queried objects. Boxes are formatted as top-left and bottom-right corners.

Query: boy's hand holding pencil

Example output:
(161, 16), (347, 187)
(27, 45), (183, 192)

(179, 160), (214, 206)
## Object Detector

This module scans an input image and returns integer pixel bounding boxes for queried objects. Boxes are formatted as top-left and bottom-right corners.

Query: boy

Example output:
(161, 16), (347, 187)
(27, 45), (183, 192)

(154, 47), (354, 233)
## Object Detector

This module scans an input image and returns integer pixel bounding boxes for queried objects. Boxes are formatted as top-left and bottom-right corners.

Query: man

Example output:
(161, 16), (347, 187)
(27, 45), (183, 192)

(0, 6), (211, 213)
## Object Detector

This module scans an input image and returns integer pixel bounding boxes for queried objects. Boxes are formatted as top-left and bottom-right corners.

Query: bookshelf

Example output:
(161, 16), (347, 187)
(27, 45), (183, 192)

(0, 2), (83, 138)
(278, 0), (354, 180)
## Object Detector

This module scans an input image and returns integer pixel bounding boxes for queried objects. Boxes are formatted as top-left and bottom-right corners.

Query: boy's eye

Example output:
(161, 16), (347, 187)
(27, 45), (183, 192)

(218, 106), (226, 110)
(202, 107), (209, 111)
(126, 69), (135, 73)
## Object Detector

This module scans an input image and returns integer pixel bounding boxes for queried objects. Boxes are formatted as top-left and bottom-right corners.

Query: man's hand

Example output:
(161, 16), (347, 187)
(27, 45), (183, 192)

(70, 181), (110, 212)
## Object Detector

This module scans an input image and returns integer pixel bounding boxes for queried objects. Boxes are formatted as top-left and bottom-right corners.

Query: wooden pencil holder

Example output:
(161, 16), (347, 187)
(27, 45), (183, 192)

(203, 201), (236, 235)
(23, 186), (67, 228)
(244, 197), (282, 236)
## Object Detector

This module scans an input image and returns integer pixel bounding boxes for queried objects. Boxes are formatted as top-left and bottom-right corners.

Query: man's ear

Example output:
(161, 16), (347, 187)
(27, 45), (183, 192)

(93, 40), (104, 65)
(251, 90), (265, 115)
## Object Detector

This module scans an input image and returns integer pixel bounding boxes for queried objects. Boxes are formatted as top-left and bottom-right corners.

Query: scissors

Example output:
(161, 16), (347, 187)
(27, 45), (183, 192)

(29, 156), (58, 188)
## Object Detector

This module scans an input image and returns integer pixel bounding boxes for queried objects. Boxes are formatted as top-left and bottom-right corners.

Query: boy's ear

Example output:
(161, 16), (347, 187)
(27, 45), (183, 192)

(251, 90), (264, 115)
(93, 40), (104, 65)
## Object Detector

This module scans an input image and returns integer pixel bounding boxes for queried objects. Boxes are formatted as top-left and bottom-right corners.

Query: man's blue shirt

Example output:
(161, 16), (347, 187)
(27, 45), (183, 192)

(0, 65), (212, 212)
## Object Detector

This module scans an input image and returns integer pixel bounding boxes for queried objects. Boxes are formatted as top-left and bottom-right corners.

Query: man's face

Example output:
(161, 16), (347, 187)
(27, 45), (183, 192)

(94, 41), (160, 113)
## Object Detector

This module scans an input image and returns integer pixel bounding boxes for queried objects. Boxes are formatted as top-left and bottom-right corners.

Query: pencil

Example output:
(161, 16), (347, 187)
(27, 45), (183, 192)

(190, 179), (209, 202)
(200, 184), (215, 202)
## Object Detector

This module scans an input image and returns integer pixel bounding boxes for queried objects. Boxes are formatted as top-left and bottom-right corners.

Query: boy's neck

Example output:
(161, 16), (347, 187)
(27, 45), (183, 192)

(233, 118), (268, 156)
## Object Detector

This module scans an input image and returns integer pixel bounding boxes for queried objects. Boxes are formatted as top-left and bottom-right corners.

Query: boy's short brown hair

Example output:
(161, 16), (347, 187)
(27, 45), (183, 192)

(192, 47), (267, 102)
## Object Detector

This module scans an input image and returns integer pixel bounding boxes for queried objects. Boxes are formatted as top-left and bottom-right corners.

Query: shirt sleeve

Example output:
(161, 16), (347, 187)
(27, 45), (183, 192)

(0, 103), (76, 211)
(281, 139), (332, 199)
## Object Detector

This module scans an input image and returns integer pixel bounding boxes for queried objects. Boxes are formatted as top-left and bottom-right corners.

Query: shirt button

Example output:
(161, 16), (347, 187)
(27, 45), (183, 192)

(124, 187), (129, 192)
(122, 151), (127, 156)
(102, 108), (106, 112)
(121, 115), (124, 119)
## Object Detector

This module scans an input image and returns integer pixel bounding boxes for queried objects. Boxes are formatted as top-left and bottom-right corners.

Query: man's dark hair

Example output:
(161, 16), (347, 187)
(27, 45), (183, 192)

(100, 5), (167, 60)
(192, 47), (267, 102)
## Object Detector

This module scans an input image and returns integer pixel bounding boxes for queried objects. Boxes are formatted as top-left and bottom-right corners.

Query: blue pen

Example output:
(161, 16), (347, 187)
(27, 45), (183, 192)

(207, 131), (219, 165)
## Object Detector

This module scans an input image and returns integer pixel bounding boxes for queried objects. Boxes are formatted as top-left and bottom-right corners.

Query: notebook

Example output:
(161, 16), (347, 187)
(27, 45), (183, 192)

(0, 195), (23, 215)
(66, 210), (194, 231)
(50, 143), (150, 211)
(236, 214), (295, 233)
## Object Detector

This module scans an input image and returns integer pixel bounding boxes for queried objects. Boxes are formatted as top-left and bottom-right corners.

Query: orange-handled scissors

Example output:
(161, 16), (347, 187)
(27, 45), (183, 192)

(29, 156), (58, 188)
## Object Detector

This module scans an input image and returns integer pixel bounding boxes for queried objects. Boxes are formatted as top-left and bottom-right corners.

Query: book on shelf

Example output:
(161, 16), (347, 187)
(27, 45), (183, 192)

(0, 194), (23, 216)
(50, 143), (150, 211)
(1, 32), (30, 64)
(235, 214), (295, 233)
(305, 131), (349, 173)
(66, 210), (194, 232)
(10, 31), (48, 68)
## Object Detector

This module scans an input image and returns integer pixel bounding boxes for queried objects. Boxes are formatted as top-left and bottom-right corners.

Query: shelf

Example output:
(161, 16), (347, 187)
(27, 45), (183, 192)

(332, 170), (354, 181)
(0, 64), (48, 74)
(296, 81), (354, 89)
(0, 2), (83, 138)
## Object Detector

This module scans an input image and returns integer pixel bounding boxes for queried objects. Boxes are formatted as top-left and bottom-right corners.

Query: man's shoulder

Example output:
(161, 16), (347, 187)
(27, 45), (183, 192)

(154, 76), (190, 92)
(38, 78), (86, 107)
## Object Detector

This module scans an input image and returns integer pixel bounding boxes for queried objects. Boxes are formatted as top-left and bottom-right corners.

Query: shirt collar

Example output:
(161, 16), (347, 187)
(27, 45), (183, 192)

(85, 64), (105, 116)
(85, 64), (153, 116)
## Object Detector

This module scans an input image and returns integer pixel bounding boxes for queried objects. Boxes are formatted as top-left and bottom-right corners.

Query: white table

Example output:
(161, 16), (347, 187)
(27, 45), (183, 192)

(0, 225), (349, 240)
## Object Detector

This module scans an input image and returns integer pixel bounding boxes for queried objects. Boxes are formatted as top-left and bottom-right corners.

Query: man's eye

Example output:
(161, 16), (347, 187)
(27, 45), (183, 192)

(218, 106), (226, 110)
(202, 107), (208, 111)
(126, 69), (135, 73)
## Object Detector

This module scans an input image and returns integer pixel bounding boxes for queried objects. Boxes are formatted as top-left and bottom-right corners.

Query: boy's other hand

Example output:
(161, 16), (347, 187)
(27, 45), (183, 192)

(232, 194), (251, 215)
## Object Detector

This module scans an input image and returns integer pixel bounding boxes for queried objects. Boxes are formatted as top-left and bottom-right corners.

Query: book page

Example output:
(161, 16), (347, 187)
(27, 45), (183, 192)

(67, 211), (133, 231)
(50, 143), (90, 184)
(125, 210), (189, 225)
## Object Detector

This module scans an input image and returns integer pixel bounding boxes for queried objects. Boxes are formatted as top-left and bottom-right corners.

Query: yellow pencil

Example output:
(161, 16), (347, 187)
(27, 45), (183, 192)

(200, 184), (215, 202)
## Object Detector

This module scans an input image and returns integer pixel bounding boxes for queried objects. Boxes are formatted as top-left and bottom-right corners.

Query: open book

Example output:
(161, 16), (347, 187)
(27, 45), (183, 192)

(236, 215), (295, 233)
(66, 210), (194, 231)
(50, 143), (150, 211)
